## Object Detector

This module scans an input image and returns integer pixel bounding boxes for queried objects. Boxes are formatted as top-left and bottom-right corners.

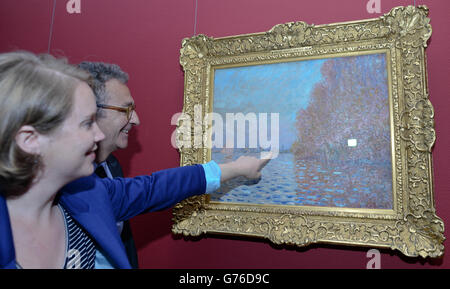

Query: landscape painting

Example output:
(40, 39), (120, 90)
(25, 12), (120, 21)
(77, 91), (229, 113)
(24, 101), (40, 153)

(210, 53), (393, 209)
(174, 7), (443, 257)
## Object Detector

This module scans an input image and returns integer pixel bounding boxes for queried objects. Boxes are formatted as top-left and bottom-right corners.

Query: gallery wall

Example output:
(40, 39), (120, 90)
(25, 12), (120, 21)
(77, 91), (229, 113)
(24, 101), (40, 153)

(1, 0), (449, 268)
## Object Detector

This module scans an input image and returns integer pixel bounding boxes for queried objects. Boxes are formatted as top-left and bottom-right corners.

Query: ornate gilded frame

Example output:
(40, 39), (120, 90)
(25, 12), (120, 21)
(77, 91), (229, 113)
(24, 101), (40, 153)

(172, 6), (444, 258)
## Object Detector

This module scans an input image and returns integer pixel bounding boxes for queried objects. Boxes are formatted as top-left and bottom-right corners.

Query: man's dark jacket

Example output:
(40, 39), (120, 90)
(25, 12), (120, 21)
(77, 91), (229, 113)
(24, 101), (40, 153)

(98, 154), (139, 269)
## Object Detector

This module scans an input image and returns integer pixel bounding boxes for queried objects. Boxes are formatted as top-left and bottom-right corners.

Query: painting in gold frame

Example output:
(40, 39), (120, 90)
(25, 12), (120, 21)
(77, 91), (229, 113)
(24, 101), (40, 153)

(172, 6), (444, 258)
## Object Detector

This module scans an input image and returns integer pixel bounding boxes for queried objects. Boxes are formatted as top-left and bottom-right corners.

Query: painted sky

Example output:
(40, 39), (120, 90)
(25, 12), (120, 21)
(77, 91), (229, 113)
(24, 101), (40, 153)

(213, 58), (326, 149)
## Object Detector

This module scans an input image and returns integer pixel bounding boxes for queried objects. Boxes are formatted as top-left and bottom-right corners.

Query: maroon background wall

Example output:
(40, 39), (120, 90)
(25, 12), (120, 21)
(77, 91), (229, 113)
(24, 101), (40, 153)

(1, 0), (449, 269)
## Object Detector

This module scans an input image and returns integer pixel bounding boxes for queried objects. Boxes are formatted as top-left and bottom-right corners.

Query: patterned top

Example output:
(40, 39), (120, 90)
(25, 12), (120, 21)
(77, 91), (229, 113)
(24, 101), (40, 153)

(60, 205), (96, 269)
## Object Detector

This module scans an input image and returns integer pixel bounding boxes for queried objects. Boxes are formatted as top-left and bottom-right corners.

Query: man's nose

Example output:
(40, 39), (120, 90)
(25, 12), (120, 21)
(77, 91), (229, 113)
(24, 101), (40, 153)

(130, 109), (140, 126)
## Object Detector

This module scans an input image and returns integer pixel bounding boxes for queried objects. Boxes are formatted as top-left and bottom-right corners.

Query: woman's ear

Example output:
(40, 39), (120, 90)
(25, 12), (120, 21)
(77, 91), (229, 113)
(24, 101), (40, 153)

(15, 125), (42, 155)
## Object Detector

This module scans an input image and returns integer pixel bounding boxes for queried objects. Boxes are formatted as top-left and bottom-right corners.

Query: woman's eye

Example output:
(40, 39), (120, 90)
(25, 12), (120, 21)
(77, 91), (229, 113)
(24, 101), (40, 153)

(84, 120), (94, 128)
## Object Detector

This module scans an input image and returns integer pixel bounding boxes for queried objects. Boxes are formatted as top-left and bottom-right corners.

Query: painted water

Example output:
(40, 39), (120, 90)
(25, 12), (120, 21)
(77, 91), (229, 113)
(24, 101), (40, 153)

(210, 151), (392, 209)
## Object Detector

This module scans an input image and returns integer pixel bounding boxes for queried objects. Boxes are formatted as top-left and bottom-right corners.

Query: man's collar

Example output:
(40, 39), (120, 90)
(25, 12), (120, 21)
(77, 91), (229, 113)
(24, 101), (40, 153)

(96, 161), (113, 179)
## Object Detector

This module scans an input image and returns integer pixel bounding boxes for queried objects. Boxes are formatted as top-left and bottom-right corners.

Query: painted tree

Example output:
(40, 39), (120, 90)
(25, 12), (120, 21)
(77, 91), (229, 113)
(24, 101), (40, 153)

(292, 54), (391, 164)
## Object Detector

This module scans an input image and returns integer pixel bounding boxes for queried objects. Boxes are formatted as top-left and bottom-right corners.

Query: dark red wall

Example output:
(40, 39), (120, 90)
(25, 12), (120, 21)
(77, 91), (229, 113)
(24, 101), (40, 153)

(1, 0), (449, 268)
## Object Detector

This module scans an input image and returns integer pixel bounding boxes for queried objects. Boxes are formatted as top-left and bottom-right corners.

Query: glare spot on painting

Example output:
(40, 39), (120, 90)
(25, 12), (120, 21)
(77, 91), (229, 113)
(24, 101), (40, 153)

(348, 139), (357, 147)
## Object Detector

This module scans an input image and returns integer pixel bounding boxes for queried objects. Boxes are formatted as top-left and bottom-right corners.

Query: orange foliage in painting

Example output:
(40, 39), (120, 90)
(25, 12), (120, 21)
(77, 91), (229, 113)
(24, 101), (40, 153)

(292, 54), (390, 165)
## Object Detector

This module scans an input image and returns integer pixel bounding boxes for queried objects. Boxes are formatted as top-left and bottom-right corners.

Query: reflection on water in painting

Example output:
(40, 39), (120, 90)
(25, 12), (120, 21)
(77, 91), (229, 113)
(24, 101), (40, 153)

(210, 150), (392, 209)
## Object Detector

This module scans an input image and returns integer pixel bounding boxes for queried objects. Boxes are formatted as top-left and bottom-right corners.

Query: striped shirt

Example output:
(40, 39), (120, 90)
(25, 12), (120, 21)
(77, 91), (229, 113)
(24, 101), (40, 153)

(60, 205), (96, 269)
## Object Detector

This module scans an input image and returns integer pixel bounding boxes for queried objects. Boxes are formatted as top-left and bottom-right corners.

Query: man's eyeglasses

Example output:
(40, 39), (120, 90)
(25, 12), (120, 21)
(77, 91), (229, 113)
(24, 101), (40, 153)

(97, 103), (136, 121)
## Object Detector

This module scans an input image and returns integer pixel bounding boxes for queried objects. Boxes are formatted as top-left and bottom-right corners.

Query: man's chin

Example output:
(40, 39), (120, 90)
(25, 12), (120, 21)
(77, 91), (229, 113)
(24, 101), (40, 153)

(116, 141), (128, 150)
(118, 131), (129, 147)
